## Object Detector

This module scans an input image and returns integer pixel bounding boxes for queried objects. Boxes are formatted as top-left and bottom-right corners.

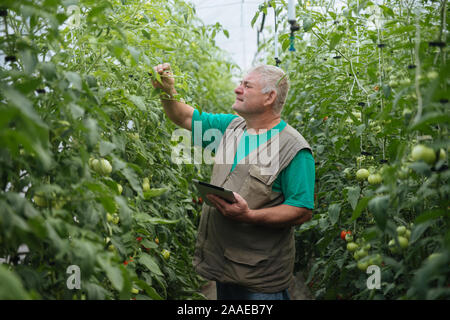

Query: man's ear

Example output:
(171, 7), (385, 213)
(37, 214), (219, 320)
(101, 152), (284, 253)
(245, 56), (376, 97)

(264, 90), (277, 107)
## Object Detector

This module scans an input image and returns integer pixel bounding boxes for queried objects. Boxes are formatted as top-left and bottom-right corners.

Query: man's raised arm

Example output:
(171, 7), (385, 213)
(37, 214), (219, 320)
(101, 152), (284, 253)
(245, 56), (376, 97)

(151, 63), (195, 131)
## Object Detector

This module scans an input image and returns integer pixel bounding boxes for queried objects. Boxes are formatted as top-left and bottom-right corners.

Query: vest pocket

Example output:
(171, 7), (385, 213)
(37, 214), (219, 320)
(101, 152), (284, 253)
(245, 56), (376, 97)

(222, 248), (271, 283)
(223, 248), (269, 266)
(248, 164), (272, 185)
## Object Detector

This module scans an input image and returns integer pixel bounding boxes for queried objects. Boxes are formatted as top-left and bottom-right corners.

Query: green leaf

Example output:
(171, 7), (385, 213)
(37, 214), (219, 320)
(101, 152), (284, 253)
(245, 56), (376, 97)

(303, 16), (315, 32)
(147, 217), (180, 225)
(121, 166), (143, 196)
(20, 49), (38, 75)
(409, 112), (450, 131)
(65, 71), (82, 90)
(142, 29), (151, 39)
(414, 209), (448, 224)
(368, 195), (390, 230)
(134, 279), (163, 300)
(115, 196), (132, 230)
(99, 140), (116, 157)
(143, 187), (169, 199)
(141, 239), (158, 249)
(98, 196), (116, 213)
(128, 95), (146, 111)
(410, 220), (434, 244)
(139, 254), (163, 276)
(328, 203), (341, 225)
(3, 87), (43, 125)
(251, 11), (259, 28)
(128, 46), (140, 64)
(409, 162), (432, 176)
(98, 259), (124, 291)
(352, 196), (373, 220)
(329, 32), (343, 51)
(347, 186), (361, 210)
(0, 265), (31, 299)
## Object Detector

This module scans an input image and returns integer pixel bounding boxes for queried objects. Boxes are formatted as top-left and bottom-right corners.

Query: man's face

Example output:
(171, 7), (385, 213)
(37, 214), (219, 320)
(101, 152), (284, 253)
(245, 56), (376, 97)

(232, 72), (267, 115)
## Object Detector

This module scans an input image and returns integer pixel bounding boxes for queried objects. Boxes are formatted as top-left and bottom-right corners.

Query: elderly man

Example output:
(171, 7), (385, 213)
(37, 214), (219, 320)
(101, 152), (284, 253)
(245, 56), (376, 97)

(152, 63), (315, 300)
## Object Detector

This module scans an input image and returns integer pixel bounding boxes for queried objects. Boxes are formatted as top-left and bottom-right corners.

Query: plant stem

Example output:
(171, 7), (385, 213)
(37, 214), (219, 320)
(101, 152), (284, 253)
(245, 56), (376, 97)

(412, 9), (423, 125)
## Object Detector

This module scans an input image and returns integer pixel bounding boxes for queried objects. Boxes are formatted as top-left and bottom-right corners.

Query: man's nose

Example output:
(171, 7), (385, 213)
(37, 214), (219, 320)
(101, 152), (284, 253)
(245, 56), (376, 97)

(234, 84), (243, 94)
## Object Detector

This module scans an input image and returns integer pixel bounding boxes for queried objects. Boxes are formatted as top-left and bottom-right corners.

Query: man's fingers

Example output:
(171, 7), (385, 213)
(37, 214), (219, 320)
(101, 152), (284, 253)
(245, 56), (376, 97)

(154, 63), (171, 73)
(207, 195), (226, 211)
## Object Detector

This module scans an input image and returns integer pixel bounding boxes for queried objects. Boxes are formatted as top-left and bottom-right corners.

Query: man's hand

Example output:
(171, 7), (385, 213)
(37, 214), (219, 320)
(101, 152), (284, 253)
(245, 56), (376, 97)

(206, 193), (253, 224)
(150, 63), (194, 130)
(152, 63), (175, 96)
(207, 193), (313, 228)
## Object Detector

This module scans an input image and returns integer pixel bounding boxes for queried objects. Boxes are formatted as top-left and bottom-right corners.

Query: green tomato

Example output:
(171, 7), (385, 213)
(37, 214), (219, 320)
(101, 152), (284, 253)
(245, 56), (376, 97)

(388, 239), (398, 254)
(398, 236), (409, 249)
(368, 173), (382, 185)
(368, 254), (382, 266)
(438, 149), (446, 161)
(427, 253), (442, 262)
(427, 71), (438, 80)
(398, 166), (410, 179)
(106, 213), (114, 223)
(142, 177), (150, 192)
(357, 259), (370, 271)
(388, 79), (398, 87)
(161, 249), (171, 260)
(92, 159), (101, 172)
(347, 242), (358, 252)
(33, 192), (48, 208)
(404, 229), (411, 240)
(411, 144), (436, 165)
(396, 226), (407, 236)
(356, 169), (370, 181)
(402, 108), (412, 116)
(345, 233), (354, 242)
(343, 168), (353, 179)
(117, 183), (123, 194)
(352, 111), (362, 120)
(100, 159), (112, 175)
(399, 78), (411, 86)
(131, 287), (139, 294)
(112, 215), (120, 225)
(356, 249), (368, 259)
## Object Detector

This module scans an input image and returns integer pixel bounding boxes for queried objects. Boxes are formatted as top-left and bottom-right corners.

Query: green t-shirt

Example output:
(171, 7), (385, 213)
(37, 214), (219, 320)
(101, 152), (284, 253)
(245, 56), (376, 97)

(191, 110), (315, 209)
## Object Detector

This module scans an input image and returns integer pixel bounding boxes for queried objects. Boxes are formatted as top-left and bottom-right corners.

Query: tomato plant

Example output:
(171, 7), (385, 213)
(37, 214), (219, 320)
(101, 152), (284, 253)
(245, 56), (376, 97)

(0, 0), (236, 299)
(254, 0), (449, 299)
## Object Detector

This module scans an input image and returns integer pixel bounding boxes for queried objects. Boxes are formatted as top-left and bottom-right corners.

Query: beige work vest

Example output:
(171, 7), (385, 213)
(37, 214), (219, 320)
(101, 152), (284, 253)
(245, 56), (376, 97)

(193, 117), (312, 293)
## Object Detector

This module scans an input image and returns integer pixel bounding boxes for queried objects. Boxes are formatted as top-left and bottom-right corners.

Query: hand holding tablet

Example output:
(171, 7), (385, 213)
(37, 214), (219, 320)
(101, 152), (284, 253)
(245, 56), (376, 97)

(192, 179), (237, 207)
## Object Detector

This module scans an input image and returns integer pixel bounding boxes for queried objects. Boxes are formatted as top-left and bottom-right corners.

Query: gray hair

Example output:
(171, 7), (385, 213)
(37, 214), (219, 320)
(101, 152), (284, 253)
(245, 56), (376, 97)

(247, 65), (289, 114)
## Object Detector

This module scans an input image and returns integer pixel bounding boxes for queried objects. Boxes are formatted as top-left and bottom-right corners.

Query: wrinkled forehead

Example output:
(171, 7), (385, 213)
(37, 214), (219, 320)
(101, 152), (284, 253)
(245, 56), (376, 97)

(241, 71), (263, 87)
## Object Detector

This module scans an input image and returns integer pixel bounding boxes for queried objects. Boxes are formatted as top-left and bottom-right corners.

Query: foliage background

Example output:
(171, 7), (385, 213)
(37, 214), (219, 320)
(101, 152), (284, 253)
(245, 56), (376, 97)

(0, 0), (237, 299)
(253, 0), (449, 299)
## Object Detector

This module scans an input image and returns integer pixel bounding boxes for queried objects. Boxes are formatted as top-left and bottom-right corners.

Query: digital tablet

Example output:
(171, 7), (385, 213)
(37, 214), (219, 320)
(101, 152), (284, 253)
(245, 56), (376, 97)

(192, 179), (237, 206)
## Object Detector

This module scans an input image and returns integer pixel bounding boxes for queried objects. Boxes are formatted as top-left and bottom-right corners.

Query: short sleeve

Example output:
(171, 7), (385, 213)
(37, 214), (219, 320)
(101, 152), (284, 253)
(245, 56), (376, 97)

(277, 149), (315, 210)
(191, 109), (238, 149)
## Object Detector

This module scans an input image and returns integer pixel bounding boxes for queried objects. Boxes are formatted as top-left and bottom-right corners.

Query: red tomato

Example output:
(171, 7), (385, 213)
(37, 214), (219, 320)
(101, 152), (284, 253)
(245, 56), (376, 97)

(340, 230), (351, 240)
